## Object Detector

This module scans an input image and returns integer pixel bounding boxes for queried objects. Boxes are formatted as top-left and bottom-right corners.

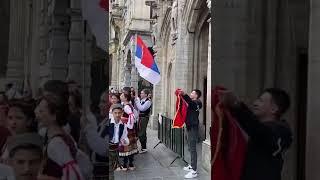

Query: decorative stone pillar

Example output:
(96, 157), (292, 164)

(6, 0), (27, 89)
(110, 54), (119, 88)
(68, 0), (93, 106)
(306, 1), (320, 179)
(39, 0), (49, 86)
(130, 66), (138, 91)
(47, 0), (69, 80)
(201, 0), (211, 172)
(130, 43), (138, 90)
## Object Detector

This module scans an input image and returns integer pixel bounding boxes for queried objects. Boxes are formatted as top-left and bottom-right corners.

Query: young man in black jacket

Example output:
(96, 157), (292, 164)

(179, 89), (202, 179)
(220, 88), (293, 180)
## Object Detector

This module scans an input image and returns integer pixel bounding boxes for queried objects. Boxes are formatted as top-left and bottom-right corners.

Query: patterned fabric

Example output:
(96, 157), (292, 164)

(119, 104), (138, 157)
(119, 128), (138, 156)
(109, 143), (119, 171)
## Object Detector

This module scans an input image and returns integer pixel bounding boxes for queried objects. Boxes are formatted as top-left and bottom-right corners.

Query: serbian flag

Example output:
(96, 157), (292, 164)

(212, 86), (248, 180)
(81, 0), (108, 51)
(172, 89), (188, 128)
(135, 36), (161, 85)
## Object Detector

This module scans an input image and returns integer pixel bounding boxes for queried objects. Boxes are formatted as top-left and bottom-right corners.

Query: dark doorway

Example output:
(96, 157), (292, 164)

(296, 49), (307, 180)
(203, 77), (207, 140)
(91, 60), (108, 107)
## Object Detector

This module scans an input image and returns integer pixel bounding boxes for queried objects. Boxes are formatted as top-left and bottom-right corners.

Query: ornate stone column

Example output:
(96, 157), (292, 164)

(39, 0), (50, 86)
(201, 0), (211, 172)
(6, 0), (27, 89)
(306, 1), (320, 179)
(47, 0), (69, 80)
(68, 0), (93, 106)
(110, 54), (119, 89)
(130, 42), (138, 91)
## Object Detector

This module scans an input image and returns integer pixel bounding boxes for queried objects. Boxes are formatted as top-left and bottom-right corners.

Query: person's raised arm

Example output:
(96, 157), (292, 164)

(81, 108), (108, 156)
(134, 98), (151, 111)
(220, 91), (292, 154)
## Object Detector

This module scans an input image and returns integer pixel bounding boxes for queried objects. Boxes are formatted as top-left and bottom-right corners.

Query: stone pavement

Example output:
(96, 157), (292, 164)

(115, 128), (210, 180)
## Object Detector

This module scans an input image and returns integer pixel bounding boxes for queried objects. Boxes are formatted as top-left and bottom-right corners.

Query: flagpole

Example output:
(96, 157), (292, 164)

(82, 20), (87, 116)
(134, 34), (138, 91)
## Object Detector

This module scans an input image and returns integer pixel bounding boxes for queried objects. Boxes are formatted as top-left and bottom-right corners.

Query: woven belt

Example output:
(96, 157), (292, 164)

(109, 143), (118, 151)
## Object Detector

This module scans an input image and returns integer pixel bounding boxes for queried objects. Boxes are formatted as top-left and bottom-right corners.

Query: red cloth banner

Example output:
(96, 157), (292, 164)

(172, 89), (188, 128)
(211, 86), (248, 180)
(99, 0), (109, 11)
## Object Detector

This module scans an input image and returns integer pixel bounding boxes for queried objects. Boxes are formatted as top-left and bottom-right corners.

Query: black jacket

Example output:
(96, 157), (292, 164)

(182, 95), (202, 130)
(230, 103), (293, 180)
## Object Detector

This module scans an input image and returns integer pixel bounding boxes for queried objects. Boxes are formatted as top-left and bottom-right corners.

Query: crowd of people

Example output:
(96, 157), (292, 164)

(0, 80), (153, 180)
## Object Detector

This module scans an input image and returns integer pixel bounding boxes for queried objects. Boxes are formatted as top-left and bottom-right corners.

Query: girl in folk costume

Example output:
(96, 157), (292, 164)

(118, 93), (138, 170)
(35, 93), (84, 180)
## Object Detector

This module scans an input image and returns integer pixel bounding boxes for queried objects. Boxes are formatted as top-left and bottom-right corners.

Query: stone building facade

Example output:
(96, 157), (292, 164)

(0, 0), (107, 105)
(109, 0), (153, 91)
(213, 0), (318, 180)
(109, 0), (212, 172)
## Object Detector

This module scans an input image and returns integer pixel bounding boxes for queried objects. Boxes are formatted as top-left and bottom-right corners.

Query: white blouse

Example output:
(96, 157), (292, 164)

(47, 137), (84, 180)
(123, 105), (135, 130)
(110, 118), (129, 145)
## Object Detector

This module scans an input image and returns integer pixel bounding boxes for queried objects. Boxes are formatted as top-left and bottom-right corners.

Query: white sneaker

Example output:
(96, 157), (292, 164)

(139, 149), (148, 154)
(184, 170), (198, 179)
(183, 165), (193, 172)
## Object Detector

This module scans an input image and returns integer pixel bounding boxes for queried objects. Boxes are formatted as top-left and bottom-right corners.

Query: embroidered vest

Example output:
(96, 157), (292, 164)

(139, 99), (151, 116)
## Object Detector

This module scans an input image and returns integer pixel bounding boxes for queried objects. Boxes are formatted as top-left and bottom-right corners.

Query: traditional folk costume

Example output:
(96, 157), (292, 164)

(83, 111), (110, 179)
(119, 104), (138, 169)
(41, 133), (84, 180)
(134, 97), (152, 151)
(109, 117), (128, 174)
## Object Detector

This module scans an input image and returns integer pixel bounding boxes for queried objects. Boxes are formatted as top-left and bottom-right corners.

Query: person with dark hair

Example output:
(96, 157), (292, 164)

(6, 100), (37, 134)
(178, 89), (202, 179)
(118, 93), (138, 170)
(6, 133), (43, 180)
(34, 93), (84, 179)
(219, 88), (292, 180)
(109, 93), (121, 120)
(108, 104), (129, 179)
(39, 80), (70, 138)
(122, 87), (131, 95)
(1, 99), (38, 159)
(43, 80), (69, 103)
(134, 89), (152, 153)
(68, 90), (82, 143)
(0, 93), (10, 157)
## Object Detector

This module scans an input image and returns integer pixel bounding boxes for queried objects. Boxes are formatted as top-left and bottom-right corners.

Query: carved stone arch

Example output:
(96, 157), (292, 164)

(160, 8), (172, 40)
(185, 0), (207, 33)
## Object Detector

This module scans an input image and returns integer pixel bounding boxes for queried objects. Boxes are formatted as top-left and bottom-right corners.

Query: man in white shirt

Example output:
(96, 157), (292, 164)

(134, 89), (152, 153)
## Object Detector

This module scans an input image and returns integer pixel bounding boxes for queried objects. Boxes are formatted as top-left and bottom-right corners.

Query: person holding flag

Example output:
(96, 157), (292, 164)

(176, 89), (202, 179)
(134, 89), (152, 153)
(134, 35), (160, 85)
(216, 88), (293, 180)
